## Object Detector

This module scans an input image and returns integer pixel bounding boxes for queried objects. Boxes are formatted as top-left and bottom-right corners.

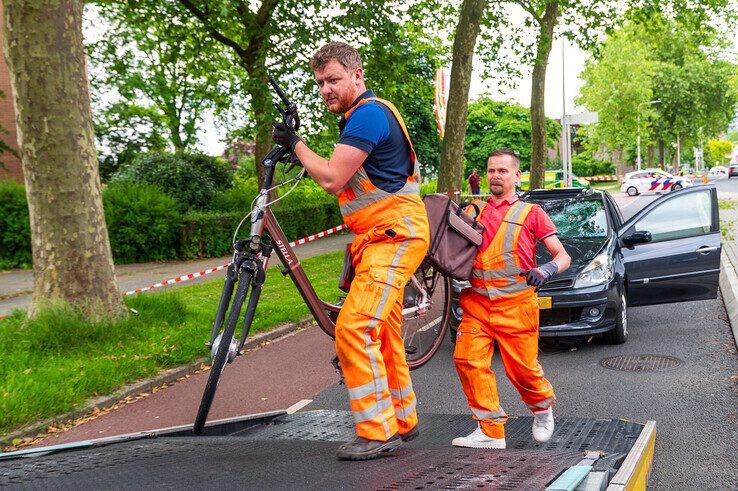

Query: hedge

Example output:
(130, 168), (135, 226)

(0, 180), (32, 270)
(1, 180), (344, 268)
(111, 152), (234, 211)
(104, 182), (182, 263)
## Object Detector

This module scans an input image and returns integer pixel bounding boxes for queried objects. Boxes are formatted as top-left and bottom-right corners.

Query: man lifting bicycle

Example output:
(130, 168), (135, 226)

(272, 41), (429, 461)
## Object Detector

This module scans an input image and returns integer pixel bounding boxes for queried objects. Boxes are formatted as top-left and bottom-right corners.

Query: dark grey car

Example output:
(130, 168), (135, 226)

(449, 185), (721, 344)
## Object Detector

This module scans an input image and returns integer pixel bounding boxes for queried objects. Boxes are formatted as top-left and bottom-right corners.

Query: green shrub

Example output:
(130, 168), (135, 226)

(112, 152), (234, 210)
(103, 182), (183, 263)
(272, 179), (341, 240)
(0, 180), (31, 269)
(209, 176), (260, 213)
(180, 190), (342, 260)
(180, 211), (243, 259)
(572, 152), (614, 177)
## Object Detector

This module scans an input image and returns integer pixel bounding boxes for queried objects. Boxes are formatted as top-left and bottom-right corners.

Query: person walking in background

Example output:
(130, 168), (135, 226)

(452, 149), (570, 449)
(468, 168), (481, 195)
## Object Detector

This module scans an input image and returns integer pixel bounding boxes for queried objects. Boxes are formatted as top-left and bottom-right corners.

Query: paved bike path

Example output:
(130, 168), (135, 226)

(29, 326), (338, 448)
(0, 232), (353, 315)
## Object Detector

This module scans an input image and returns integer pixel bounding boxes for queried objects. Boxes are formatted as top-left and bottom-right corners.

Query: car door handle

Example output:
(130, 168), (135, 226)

(695, 246), (718, 254)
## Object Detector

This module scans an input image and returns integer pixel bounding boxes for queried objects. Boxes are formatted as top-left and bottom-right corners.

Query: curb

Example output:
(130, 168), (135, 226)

(718, 251), (738, 349)
(606, 421), (657, 490)
(0, 318), (316, 449)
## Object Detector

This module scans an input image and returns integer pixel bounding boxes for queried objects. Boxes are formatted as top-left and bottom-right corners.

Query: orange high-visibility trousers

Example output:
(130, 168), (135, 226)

(335, 210), (429, 441)
(453, 289), (556, 439)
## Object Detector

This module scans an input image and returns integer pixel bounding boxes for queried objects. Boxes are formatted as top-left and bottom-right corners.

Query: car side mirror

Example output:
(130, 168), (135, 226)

(623, 231), (652, 247)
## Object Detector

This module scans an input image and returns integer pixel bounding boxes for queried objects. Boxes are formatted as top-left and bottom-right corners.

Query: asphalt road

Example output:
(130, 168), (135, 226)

(16, 179), (737, 488)
(308, 180), (738, 489)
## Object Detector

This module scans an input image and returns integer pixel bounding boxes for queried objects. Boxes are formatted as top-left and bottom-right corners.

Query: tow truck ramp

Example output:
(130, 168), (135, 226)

(0, 409), (655, 490)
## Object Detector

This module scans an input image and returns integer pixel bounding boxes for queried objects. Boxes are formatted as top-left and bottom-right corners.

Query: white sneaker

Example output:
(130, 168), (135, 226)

(532, 407), (554, 443)
(452, 425), (506, 449)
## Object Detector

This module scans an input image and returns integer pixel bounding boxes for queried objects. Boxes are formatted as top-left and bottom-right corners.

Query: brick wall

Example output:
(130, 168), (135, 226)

(0, 7), (22, 183)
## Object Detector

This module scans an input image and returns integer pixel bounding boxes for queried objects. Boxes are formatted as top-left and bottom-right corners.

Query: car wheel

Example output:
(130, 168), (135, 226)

(603, 292), (628, 344)
(626, 186), (638, 197)
(672, 183), (683, 191)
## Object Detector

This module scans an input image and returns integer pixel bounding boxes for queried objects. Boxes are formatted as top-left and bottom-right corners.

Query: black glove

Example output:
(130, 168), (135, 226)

(519, 261), (558, 289)
(272, 121), (302, 151)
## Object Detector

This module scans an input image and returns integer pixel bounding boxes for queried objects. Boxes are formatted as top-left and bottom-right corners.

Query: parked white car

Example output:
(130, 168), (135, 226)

(709, 166), (728, 175)
(619, 169), (693, 196)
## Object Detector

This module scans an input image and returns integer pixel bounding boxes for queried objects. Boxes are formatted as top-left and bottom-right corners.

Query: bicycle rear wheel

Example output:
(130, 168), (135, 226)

(193, 272), (251, 435)
(402, 261), (451, 370)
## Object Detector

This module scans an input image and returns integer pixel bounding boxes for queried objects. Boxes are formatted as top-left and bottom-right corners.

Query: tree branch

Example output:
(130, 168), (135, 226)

(242, 0), (279, 68)
(177, 0), (248, 59)
(513, 0), (542, 24)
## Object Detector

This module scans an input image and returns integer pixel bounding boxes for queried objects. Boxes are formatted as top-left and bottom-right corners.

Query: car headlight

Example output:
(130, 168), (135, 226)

(573, 253), (613, 288)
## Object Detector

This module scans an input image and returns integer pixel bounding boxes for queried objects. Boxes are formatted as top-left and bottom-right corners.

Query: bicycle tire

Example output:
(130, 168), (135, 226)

(193, 272), (252, 435)
(404, 272), (452, 370)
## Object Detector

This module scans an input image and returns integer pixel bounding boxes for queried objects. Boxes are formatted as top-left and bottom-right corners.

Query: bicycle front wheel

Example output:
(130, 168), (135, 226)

(193, 272), (251, 435)
(403, 262), (451, 370)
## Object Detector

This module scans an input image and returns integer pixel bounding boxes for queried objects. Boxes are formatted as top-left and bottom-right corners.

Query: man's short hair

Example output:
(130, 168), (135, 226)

(310, 42), (363, 72)
(488, 149), (520, 168)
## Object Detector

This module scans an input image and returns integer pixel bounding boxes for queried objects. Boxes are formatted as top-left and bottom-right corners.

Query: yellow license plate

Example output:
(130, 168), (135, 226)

(538, 297), (552, 309)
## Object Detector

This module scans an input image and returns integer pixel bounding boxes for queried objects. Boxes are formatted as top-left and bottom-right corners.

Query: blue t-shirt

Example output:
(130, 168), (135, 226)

(337, 90), (413, 193)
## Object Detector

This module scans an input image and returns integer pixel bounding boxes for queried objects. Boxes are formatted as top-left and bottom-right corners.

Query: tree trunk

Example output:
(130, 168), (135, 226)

(437, 0), (487, 196)
(647, 144), (654, 167)
(658, 140), (664, 168)
(245, 65), (272, 187)
(3, 0), (126, 319)
(528, 1), (559, 190)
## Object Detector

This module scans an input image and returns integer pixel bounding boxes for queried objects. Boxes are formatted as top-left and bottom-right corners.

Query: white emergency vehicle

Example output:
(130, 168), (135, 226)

(619, 169), (693, 196)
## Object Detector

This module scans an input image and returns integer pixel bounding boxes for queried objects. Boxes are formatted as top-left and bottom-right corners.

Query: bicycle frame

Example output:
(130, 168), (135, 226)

(245, 147), (339, 339)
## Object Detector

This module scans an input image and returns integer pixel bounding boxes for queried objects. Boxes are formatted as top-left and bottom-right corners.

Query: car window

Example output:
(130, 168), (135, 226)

(634, 190), (713, 242)
(539, 198), (608, 238)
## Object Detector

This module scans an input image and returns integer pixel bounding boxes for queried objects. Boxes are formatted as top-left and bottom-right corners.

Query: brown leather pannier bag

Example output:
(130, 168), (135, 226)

(422, 193), (484, 281)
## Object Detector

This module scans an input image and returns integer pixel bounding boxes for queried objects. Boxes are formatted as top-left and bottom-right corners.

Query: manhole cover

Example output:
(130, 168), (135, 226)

(600, 355), (682, 372)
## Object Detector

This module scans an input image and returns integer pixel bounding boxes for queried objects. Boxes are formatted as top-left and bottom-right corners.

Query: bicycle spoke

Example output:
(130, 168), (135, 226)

(401, 262), (451, 370)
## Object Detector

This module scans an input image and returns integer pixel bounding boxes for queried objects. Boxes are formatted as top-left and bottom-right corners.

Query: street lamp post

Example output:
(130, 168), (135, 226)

(636, 100), (660, 171)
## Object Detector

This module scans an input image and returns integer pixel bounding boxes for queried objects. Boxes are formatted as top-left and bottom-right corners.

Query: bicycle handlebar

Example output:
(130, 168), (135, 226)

(269, 74), (300, 132)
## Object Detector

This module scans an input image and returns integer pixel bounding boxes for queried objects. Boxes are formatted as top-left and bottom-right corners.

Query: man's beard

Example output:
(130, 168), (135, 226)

(489, 184), (504, 196)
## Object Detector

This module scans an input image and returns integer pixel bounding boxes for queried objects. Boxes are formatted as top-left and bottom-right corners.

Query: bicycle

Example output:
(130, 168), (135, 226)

(193, 77), (452, 435)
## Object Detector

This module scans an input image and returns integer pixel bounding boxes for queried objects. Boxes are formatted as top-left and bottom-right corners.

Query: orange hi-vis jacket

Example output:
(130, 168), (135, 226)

(470, 199), (537, 303)
(336, 97), (423, 235)
(333, 96), (430, 442)
(454, 198), (556, 439)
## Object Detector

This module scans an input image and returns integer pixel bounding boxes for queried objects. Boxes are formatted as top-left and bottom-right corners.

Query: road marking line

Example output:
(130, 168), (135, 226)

(286, 399), (313, 414)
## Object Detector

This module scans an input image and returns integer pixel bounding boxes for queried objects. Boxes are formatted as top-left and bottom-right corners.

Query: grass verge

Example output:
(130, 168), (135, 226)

(590, 181), (621, 192)
(0, 250), (344, 436)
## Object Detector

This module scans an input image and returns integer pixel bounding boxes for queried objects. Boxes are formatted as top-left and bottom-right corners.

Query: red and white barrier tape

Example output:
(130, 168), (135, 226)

(583, 175), (619, 181)
(583, 174), (706, 182)
(121, 223), (348, 297)
(121, 263), (231, 296)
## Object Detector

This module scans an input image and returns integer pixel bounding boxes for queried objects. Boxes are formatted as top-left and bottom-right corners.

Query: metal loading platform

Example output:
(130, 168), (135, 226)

(0, 410), (655, 490)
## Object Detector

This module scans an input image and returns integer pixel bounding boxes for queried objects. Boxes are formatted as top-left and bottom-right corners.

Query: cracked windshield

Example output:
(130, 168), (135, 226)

(540, 199), (608, 239)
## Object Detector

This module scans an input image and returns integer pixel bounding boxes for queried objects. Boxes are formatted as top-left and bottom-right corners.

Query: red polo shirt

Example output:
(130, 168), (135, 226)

(478, 195), (557, 270)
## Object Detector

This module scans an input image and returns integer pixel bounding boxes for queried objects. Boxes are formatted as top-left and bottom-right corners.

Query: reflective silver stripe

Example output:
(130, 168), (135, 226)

(339, 168), (421, 217)
(353, 397), (393, 423)
(471, 262), (519, 281)
(349, 377), (389, 401)
(362, 222), (415, 438)
(472, 281), (530, 298)
(471, 407), (507, 422)
(389, 381), (413, 400)
(395, 396), (417, 420)
(528, 397), (555, 410)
